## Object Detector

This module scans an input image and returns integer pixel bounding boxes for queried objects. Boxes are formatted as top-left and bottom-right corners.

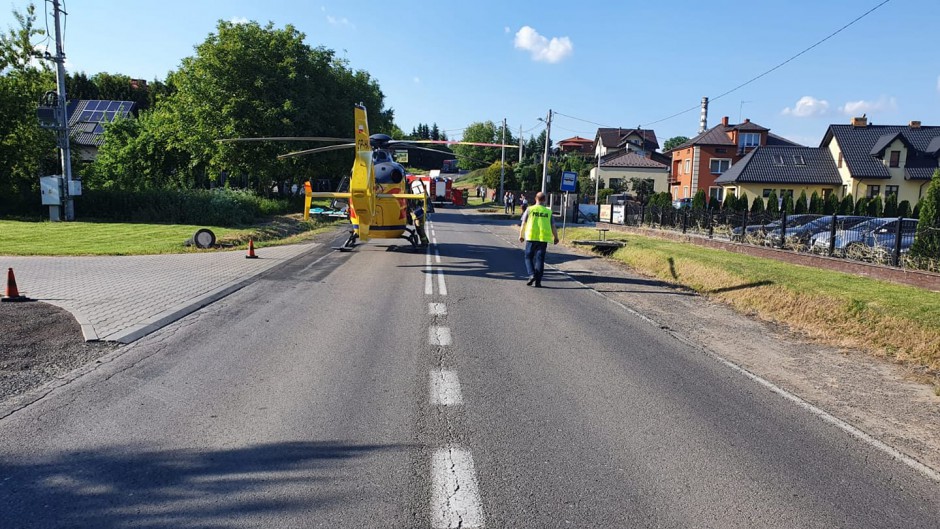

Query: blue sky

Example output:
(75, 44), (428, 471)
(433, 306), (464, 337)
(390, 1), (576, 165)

(5, 0), (939, 147)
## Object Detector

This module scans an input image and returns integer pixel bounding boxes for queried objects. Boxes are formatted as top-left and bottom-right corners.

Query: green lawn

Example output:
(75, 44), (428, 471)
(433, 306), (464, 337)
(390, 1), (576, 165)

(564, 227), (940, 373)
(0, 216), (336, 256)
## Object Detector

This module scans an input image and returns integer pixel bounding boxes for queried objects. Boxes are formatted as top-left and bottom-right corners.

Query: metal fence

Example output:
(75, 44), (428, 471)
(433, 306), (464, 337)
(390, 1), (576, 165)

(599, 204), (939, 272)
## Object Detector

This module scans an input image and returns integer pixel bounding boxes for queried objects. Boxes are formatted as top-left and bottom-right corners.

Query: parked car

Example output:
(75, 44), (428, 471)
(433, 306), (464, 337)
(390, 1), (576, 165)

(865, 218), (919, 253)
(734, 214), (820, 240)
(765, 215), (868, 246)
(810, 217), (895, 253)
(672, 198), (692, 209)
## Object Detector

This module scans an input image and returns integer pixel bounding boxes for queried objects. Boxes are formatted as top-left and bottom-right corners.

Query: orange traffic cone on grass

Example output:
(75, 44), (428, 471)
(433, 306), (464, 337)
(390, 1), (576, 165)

(245, 238), (259, 259)
(1, 267), (29, 302)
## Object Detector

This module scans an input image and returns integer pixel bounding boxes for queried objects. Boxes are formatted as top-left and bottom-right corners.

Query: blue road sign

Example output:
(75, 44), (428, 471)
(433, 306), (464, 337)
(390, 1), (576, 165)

(561, 171), (577, 192)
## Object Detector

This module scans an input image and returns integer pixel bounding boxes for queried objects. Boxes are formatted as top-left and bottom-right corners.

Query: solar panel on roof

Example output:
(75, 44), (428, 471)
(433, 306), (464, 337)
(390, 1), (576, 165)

(79, 111), (94, 122)
(94, 124), (104, 134)
(104, 111), (115, 121)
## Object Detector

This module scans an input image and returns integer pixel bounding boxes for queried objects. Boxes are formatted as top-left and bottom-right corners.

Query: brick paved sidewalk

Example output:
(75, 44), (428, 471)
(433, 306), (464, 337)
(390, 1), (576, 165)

(1, 243), (318, 343)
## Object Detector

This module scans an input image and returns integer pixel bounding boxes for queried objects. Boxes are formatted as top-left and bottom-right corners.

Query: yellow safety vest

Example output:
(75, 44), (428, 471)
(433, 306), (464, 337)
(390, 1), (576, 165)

(524, 205), (554, 242)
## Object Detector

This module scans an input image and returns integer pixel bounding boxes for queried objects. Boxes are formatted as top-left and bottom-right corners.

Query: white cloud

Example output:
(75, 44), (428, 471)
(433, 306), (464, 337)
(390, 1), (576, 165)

(839, 96), (898, 116)
(513, 26), (573, 63)
(326, 15), (354, 28)
(782, 96), (830, 117)
(229, 16), (249, 25)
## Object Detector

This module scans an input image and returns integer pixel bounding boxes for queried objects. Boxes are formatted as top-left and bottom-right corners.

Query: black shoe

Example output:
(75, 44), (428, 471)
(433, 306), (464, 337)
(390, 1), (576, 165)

(526, 277), (536, 286)
(534, 282), (542, 288)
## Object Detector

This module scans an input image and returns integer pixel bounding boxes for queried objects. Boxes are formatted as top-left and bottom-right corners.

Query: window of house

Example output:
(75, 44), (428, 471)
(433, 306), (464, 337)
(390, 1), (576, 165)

(889, 150), (900, 167)
(793, 155), (806, 165)
(867, 185), (881, 199)
(683, 186), (690, 198)
(822, 189), (832, 199)
(671, 186), (680, 198)
(608, 178), (622, 190)
(780, 189), (794, 200)
(715, 148), (727, 154)
(708, 187), (723, 202)
(710, 158), (731, 174)
(837, 152), (843, 168)
(762, 188), (774, 198)
(739, 133), (760, 148)
(772, 154), (785, 165)
(684, 159), (691, 174)
(841, 185), (847, 198)
(885, 185), (899, 198)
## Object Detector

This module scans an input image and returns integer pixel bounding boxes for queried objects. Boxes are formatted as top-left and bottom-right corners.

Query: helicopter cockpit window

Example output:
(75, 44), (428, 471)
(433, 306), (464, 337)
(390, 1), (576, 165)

(373, 151), (391, 163)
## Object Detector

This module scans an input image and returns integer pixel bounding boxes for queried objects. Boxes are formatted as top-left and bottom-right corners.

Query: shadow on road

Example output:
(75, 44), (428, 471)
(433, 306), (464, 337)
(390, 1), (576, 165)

(0, 440), (411, 528)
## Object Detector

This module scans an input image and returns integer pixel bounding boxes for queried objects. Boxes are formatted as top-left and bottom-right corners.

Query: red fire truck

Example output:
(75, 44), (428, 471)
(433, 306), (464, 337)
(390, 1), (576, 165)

(407, 171), (465, 206)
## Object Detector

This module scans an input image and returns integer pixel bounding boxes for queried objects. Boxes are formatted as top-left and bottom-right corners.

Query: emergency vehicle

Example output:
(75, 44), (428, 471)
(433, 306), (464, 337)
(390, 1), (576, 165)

(407, 171), (465, 206)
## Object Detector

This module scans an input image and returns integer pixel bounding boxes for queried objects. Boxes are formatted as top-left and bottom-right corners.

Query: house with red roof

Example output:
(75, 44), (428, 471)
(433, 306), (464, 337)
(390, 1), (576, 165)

(557, 136), (594, 154)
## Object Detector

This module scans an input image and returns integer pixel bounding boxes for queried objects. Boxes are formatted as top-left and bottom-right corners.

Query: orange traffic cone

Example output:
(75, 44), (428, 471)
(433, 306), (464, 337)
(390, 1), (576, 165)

(1, 267), (29, 302)
(245, 238), (259, 259)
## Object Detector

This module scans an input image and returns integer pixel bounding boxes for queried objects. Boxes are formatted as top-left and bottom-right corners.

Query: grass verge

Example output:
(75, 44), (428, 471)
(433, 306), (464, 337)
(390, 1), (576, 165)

(0, 214), (340, 256)
(564, 227), (940, 374)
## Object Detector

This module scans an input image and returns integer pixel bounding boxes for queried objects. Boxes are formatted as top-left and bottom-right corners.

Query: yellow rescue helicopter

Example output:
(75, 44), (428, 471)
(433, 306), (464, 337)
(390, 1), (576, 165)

(222, 104), (512, 251)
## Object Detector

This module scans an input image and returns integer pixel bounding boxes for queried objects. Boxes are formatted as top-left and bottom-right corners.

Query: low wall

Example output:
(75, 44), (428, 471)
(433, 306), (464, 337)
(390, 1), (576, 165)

(599, 222), (940, 292)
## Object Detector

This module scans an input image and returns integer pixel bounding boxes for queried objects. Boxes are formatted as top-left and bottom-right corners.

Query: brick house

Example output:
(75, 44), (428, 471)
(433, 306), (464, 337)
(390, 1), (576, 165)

(557, 136), (594, 154)
(667, 116), (799, 203)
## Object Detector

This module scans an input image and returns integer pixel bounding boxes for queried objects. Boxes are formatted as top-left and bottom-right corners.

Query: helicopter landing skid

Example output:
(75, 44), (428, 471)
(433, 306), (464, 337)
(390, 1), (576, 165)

(333, 231), (358, 251)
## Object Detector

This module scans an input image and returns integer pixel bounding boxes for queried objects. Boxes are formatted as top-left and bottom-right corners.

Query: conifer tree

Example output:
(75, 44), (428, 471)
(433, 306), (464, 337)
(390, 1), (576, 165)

(794, 190), (808, 214)
(736, 192), (749, 212)
(692, 189), (707, 210)
(824, 193), (839, 214)
(839, 193), (854, 215)
(766, 191), (779, 215)
(783, 193), (794, 214)
(898, 200), (912, 218)
(911, 170), (940, 259)
(809, 191), (822, 213)
(883, 193), (898, 217)
(854, 196), (868, 215)
(867, 195), (883, 217)
(751, 195), (765, 214)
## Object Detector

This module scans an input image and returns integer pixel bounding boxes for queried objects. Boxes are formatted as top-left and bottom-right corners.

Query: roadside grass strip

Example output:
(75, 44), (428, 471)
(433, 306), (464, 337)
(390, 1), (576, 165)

(564, 228), (940, 374)
(0, 218), (335, 256)
(431, 447), (484, 529)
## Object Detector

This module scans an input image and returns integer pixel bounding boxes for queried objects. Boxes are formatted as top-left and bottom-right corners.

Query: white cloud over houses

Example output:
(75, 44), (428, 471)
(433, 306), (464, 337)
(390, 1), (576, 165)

(839, 96), (898, 116)
(513, 26), (573, 63)
(782, 96), (829, 117)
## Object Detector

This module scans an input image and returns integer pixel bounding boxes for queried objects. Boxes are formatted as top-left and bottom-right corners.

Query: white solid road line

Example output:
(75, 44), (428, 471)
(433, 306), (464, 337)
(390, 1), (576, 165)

(430, 369), (463, 406)
(437, 268), (448, 296)
(431, 447), (484, 529)
(429, 303), (447, 316)
(429, 326), (452, 346)
(433, 236), (438, 245)
(425, 247), (434, 295)
(434, 250), (442, 264)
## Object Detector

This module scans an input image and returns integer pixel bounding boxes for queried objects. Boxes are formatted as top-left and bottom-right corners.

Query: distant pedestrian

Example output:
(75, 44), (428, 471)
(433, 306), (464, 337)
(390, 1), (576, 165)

(510, 192), (516, 215)
(520, 194), (528, 213)
(504, 191), (511, 213)
(519, 192), (559, 288)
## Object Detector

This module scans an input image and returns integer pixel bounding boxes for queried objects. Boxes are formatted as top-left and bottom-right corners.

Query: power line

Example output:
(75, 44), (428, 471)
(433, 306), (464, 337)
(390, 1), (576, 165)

(642, 0), (891, 127)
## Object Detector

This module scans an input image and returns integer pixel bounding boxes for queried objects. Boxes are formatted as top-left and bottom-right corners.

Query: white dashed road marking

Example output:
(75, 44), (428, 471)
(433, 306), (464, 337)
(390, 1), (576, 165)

(429, 303), (447, 316)
(430, 369), (463, 406)
(431, 447), (484, 529)
(429, 326), (452, 346)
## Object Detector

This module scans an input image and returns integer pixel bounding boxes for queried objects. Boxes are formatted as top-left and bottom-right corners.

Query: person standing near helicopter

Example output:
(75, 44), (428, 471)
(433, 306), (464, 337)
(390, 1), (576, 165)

(518, 192), (559, 287)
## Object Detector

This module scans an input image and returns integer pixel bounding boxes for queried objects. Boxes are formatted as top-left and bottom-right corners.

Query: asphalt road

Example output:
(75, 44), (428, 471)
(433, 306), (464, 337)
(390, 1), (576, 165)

(0, 210), (937, 528)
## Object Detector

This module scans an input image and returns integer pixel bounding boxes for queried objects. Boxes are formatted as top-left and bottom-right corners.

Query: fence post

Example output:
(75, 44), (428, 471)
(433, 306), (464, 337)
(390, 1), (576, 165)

(682, 210), (688, 234)
(779, 211), (788, 249)
(892, 216), (903, 267)
(828, 212), (837, 257)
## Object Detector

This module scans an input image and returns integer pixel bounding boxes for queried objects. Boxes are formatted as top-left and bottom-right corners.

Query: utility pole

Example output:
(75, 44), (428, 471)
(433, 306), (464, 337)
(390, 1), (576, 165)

(594, 150), (601, 207)
(518, 125), (523, 162)
(52, 0), (74, 220)
(540, 109), (552, 194)
(499, 118), (506, 203)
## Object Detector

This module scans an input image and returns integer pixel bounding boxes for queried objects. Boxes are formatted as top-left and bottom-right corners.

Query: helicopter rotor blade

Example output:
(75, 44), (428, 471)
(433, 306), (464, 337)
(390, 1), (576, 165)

(217, 137), (354, 144)
(277, 143), (356, 159)
(403, 144), (493, 167)
(397, 139), (516, 148)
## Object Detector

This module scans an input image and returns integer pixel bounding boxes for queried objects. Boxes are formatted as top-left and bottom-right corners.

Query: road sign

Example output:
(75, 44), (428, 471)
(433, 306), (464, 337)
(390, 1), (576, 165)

(561, 171), (577, 192)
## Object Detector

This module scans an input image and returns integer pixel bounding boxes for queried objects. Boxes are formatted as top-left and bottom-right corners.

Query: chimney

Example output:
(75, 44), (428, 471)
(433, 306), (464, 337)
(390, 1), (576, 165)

(851, 115), (868, 127)
(910, 120), (922, 129)
(699, 97), (709, 134)
(721, 116), (729, 127)
(744, 118), (750, 124)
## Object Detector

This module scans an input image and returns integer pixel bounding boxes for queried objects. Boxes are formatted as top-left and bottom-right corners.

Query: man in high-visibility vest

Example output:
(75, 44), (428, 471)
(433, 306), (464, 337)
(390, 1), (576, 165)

(518, 192), (559, 287)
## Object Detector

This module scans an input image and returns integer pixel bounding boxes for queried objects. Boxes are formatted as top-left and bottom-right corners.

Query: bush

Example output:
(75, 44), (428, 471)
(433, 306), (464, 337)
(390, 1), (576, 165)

(750, 195), (765, 214)
(854, 196), (868, 215)
(692, 189), (707, 210)
(838, 193), (854, 215)
(782, 193), (794, 214)
(824, 193), (839, 215)
(766, 191), (779, 215)
(883, 193), (898, 217)
(898, 200), (912, 218)
(723, 193), (737, 211)
(809, 191), (822, 213)
(867, 195), (883, 217)
(911, 170), (940, 259)
(794, 190), (808, 214)
(736, 192), (749, 212)
(79, 188), (298, 226)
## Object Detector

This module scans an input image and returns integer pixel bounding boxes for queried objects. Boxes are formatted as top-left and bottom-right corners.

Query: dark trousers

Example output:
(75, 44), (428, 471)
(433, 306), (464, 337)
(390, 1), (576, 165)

(524, 241), (548, 281)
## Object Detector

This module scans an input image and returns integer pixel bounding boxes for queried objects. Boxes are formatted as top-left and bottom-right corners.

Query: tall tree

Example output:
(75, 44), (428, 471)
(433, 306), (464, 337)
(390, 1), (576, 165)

(663, 136), (689, 152)
(911, 170), (940, 259)
(451, 121), (501, 170)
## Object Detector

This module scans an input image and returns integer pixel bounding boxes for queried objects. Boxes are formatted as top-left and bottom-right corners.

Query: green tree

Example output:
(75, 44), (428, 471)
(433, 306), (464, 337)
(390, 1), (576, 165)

(766, 191), (779, 215)
(913, 200), (922, 219)
(824, 193), (839, 215)
(663, 136), (689, 152)
(809, 191), (822, 213)
(794, 190), (808, 214)
(0, 3), (59, 209)
(630, 177), (655, 204)
(452, 121), (502, 170)
(691, 189), (707, 210)
(883, 193), (898, 217)
(482, 160), (516, 191)
(782, 193), (794, 214)
(723, 193), (737, 211)
(751, 195), (765, 214)
(911, 170), (940, 259)
(839, 193), (854, 215)
(898, 200), (912, 218)
(854, 196), (868, 215)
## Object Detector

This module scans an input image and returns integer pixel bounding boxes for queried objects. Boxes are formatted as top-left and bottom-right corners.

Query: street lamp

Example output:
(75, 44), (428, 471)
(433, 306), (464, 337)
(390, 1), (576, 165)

(537, 110), (552, 194)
